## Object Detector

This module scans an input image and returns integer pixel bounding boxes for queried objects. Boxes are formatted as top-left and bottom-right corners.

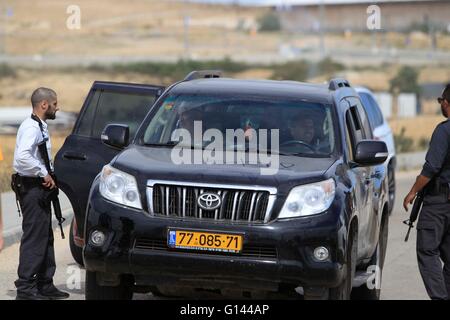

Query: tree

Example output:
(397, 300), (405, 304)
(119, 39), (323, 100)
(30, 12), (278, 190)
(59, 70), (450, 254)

(257, 12), (281, 32)
(389, 66), (420, 94)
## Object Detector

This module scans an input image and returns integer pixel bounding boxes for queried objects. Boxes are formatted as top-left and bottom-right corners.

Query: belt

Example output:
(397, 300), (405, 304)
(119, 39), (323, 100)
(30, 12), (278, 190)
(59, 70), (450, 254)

(428, 180), (449, 194)
(20, 176), (43, 188)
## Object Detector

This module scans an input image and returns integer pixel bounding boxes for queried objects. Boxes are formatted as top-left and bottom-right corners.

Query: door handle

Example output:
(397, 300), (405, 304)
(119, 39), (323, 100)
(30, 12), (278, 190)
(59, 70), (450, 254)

(62, 151), (87, 161)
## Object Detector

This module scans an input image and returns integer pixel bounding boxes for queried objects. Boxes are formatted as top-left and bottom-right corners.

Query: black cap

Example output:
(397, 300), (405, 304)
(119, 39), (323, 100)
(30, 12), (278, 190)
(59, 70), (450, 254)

(442, 84), (450, 102)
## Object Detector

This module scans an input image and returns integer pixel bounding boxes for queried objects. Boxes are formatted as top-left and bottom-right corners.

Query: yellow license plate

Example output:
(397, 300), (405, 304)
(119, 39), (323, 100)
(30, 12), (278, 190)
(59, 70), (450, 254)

(168, 229), (243, 253)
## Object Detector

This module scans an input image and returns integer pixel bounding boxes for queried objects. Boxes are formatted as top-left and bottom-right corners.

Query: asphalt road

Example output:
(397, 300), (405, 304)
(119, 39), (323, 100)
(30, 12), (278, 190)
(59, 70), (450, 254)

(0, 171), (429, 300)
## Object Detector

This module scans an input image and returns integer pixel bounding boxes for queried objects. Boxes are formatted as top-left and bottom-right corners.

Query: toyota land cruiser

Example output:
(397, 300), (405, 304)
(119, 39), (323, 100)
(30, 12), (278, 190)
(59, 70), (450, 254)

(55, 72), (390, 300)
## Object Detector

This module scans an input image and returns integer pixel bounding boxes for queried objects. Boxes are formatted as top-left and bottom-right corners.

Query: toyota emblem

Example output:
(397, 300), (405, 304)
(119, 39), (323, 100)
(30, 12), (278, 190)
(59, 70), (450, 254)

(198, 192), (222, 211)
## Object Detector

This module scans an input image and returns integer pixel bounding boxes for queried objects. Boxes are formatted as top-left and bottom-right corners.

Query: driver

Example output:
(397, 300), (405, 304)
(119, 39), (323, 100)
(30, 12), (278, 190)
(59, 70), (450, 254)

(177, 107), (203, 137)
(287, 113), (316, 145)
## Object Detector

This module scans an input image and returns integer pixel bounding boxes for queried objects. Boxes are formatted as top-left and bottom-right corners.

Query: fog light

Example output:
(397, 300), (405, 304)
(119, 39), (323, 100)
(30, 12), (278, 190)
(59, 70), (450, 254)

(90, 230), (106, 247)
(313, 246), (329, 261)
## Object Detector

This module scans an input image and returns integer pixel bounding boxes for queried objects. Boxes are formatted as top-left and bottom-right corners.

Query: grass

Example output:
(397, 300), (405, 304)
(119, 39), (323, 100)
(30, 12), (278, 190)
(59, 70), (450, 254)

(0, 64), (16, 78)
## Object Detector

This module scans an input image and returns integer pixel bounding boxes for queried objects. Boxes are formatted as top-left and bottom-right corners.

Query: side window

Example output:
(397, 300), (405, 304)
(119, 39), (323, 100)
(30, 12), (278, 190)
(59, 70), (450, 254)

(348, 97), (372, 140)
(91, 90), (157, 139)
(76, 89), (101, 136)
(341, 99), (354, 160)
(345, 111), (355, 161)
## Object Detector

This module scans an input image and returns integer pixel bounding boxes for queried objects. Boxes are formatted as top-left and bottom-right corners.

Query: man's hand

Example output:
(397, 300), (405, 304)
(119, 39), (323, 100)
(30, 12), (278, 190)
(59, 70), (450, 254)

(403, 191), (417, 212)
(42, 174), (56, 189)
(403, 174), (431, 212)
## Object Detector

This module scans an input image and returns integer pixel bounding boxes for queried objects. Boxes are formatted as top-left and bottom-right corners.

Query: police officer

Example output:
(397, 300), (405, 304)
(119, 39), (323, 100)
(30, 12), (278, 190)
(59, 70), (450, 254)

(12, 87), (69, 300)
(403, 84), (450, 300)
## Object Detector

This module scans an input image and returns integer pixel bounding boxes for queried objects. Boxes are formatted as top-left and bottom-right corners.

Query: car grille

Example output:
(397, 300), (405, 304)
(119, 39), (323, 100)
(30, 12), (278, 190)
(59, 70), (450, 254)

(146, 181), (276, 223)
(134, 238), (278, 260)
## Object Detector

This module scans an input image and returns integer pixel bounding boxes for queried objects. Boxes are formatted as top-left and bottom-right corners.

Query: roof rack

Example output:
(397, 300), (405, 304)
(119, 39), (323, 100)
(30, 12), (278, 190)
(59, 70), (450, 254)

(328, 78), (351, 91)
(184, 70), (222, 81)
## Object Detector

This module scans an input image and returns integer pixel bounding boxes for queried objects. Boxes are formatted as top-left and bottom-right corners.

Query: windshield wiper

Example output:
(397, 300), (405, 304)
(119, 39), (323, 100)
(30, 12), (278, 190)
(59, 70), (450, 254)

(254, 148), (326, 157)
(143, 141), (178, 147)
(246, 147), (295, 157)
(144, 141), (207, 150)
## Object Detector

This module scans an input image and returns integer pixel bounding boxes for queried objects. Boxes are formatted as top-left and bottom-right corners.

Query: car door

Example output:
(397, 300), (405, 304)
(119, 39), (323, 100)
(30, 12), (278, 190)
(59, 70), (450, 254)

(344, 98), (373, 258)
(347, 96), (381, 258)
(55, 81), (164, 236)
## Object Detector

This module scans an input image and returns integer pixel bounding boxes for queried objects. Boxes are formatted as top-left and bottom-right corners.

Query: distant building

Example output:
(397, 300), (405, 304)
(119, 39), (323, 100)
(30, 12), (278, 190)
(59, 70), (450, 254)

(274, 0), (450, 33)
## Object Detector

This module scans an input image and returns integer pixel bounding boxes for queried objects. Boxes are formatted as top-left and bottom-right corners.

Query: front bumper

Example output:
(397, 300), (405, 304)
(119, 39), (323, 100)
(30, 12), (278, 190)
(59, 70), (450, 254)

(84, 185), (347, 291)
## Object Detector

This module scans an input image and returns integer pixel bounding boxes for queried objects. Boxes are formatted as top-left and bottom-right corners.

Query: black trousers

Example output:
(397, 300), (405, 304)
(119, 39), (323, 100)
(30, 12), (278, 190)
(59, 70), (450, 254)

(14, 185), (56, 294)
(417, 191), (450, 300)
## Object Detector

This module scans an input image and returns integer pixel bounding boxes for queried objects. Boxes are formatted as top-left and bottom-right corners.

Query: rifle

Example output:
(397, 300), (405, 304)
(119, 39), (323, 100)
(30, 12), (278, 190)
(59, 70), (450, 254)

(403, 189), (425, 242)
(37, 137), (65, 239)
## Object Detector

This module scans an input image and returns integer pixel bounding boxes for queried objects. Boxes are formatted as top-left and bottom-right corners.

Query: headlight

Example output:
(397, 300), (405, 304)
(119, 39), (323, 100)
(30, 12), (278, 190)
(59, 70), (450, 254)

(278, 178), (335, 219)
(99, 165), (142, 210)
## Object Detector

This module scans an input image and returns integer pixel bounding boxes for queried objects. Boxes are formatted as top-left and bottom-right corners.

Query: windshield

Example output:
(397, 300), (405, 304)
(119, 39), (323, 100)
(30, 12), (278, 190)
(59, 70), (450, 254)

(139, 93), (336, 157)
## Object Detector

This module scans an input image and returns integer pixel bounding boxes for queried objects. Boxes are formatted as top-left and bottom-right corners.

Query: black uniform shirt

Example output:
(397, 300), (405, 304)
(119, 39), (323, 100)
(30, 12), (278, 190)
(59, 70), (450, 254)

(421, 119), (450, 183)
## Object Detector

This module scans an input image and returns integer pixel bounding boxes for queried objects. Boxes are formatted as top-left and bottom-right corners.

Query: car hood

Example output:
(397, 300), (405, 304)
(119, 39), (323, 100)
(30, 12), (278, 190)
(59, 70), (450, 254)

(112, 145), (337, 194)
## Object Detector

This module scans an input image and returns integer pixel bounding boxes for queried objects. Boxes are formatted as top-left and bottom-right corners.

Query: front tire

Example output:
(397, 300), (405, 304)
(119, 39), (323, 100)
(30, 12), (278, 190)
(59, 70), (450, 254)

(85, 271), (133, 300)
(352, 212), (389, 300)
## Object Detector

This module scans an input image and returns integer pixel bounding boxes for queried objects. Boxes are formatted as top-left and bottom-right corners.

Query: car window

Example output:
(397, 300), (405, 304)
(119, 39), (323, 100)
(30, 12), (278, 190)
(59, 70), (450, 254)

(347, 97), (372, 140)
(90, 90), (157, 139)
(140, 93), (337, 157)
(359, 92), (384, 129)
(340, 99), (353, 160)
(75, 89), (101, 136)
(345, 110), (356, 160)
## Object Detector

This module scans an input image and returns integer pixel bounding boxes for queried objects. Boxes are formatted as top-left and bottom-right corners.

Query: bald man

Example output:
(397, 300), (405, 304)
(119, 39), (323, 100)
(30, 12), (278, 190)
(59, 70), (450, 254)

(12, 87), (69, 300)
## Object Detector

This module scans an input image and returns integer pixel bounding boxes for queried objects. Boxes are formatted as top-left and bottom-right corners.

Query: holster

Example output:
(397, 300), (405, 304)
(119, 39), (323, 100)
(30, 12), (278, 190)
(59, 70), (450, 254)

(11, 173), (26, 197)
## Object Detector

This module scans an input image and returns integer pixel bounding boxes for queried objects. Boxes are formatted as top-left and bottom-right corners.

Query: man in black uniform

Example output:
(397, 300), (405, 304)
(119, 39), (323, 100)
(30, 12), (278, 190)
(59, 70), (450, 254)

(403, 84), (450, 300)
(12, 87), (69, 300)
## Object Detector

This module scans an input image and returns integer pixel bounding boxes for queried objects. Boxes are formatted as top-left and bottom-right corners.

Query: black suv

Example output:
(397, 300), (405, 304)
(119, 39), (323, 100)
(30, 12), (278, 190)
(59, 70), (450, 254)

(55, 72), (390, 300)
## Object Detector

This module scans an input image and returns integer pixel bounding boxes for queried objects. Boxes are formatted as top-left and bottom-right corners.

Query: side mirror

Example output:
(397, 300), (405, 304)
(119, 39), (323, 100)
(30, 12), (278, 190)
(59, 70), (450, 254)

(354, 140), (388, 166)
(101, 124), (130, 149)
